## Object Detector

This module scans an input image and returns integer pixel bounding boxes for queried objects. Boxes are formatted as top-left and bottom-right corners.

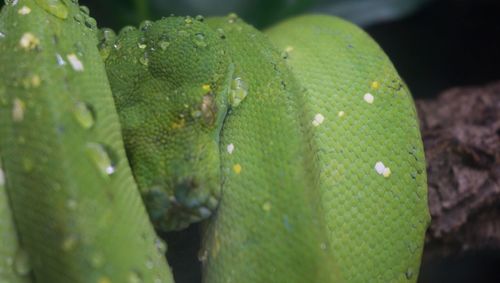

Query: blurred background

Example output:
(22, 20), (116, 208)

(4, 0), (498, 282)
(77, 0), (500, 282)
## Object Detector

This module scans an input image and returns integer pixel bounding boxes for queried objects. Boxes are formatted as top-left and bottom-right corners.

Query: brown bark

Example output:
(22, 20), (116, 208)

(416, 81), (500, 259)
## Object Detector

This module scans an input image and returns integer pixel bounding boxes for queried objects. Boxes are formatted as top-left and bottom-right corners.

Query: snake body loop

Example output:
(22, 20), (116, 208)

(0, 1), (173, 282)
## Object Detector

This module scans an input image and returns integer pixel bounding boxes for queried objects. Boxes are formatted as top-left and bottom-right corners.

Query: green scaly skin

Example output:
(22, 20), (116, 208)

(200, 16), (339, 283)
(0, 157), (31, 283)
(0, 1), (429, 282)
(0, 1), (173, 282)
(266, 15), (430, 282)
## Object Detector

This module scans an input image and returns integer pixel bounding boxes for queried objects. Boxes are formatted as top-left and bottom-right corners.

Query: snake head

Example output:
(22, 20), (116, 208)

(105, 16), (233, 231)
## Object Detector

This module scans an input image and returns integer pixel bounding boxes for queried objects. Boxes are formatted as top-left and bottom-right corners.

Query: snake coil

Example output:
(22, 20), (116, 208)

(0, 1), (429, 282)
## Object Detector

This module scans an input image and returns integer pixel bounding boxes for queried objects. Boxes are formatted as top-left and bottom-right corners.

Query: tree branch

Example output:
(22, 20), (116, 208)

(416, 81), (500, 259)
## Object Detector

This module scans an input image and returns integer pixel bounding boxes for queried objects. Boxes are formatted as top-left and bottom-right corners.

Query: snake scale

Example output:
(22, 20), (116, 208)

(0, 0), (429, 282)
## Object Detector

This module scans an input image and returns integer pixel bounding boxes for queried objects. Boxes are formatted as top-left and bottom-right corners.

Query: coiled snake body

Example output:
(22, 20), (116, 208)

(0, 1), (429, 282)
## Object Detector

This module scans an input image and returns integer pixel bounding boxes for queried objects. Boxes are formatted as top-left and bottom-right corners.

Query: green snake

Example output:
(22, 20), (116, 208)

(0, 0), (429, 282)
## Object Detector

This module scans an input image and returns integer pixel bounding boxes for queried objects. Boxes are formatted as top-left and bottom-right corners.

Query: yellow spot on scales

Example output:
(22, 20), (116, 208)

(383, 168), (392, 178)
(262, 202), (272, 212)
(233, 163), (242, 174)
(371, 81), (380, 90)
(338, 111), (345, 118)
(202, 84), (211, 92)
(12, 98), (25, 122)
(23, 74), (41, 88)
(374, 161), (391, 178)
(171, 118), (185, 129)
(281, 45), (294, 59)
(19, 32), (39, 50)
(30, 74), (41, 87)
(98, 277), (111, 283)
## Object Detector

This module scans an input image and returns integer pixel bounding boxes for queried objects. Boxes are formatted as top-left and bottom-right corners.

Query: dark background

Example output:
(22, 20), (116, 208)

(79, 0), (500, 282)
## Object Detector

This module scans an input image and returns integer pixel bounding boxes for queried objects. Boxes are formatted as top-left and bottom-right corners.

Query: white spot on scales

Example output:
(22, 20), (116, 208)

(227, 143), (235, 154)
(67, 53), (84, 71)
(312, 113), (325, 127)
(18, 6), (31, 15)
(364, 93), (374, 104)
(374, 161), (391, 178)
